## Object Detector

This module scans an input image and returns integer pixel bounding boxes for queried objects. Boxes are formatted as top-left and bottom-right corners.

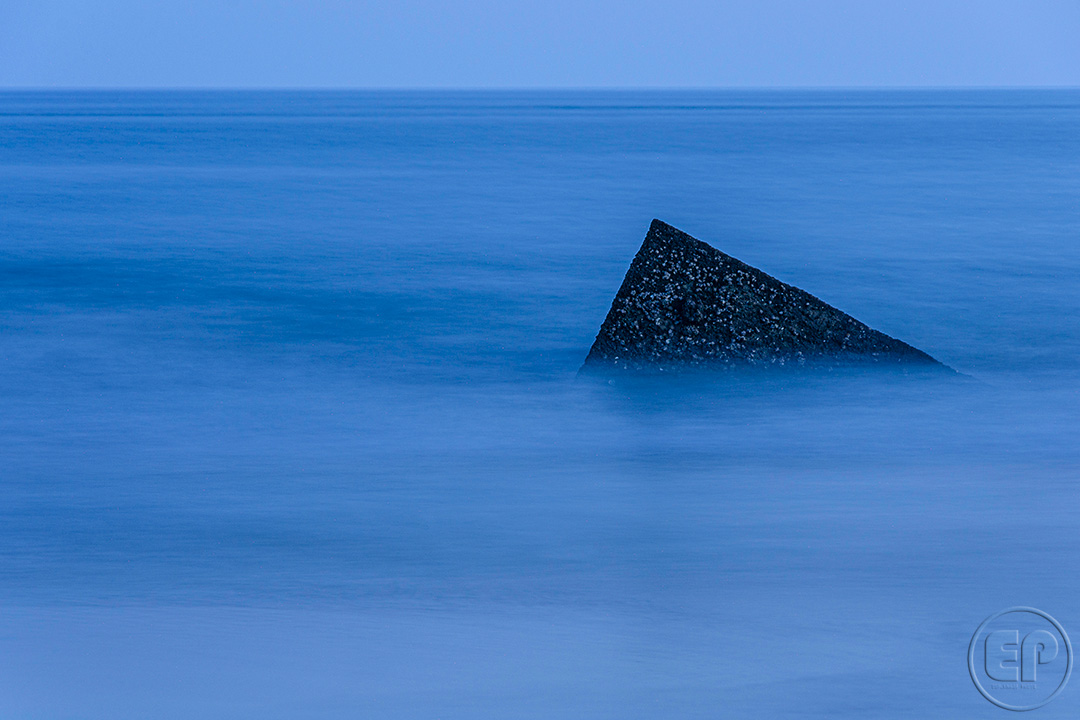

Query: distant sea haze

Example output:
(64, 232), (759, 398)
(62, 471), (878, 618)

(1, 90), (1079, 719)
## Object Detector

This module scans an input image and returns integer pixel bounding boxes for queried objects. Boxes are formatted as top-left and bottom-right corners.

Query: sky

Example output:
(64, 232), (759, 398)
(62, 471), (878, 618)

(1, 0), (1078, 88)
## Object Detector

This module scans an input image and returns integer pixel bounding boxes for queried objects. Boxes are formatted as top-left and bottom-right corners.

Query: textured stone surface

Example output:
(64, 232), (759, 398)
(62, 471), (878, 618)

(582, 219), (947, 372)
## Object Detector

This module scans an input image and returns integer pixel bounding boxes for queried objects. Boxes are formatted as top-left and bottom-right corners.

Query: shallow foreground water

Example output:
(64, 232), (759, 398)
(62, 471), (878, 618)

(1, 90), (1079, 718)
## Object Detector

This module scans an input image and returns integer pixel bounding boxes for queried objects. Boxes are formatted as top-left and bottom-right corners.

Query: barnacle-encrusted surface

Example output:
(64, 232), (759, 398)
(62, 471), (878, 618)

(582, 220), (945, 372)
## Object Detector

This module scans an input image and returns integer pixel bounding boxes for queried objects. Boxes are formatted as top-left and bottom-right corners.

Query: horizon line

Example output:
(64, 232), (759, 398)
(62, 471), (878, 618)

(2, 84), (1080, 92)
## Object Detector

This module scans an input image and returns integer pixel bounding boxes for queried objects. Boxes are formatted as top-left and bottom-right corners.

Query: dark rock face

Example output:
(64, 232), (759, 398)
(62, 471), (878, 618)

(582, 220), (947, 372)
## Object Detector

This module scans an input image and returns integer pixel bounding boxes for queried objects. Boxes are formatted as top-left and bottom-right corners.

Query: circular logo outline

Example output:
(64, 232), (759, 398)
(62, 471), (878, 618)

(968, 606), (1073, 711)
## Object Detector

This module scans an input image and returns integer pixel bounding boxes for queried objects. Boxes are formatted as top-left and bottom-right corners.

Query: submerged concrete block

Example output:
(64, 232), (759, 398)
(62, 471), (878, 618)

(582, 220), (947, 372)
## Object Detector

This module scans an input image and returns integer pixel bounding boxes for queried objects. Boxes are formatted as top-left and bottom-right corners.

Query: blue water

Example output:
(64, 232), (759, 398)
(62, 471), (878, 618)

(1, 90), (1079, 718)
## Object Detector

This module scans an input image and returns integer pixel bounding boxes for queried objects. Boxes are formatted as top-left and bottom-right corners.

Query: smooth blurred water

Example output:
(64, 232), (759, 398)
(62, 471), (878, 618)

(1, 90), (1079, 718)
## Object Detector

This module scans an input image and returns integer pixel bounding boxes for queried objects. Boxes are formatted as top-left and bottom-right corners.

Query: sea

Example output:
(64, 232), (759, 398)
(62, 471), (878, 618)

(1, 90), (1079, 718)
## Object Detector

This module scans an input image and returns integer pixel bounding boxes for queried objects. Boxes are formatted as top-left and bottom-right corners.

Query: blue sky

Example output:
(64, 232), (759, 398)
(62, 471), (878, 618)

(1, 0), (1078, 87)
